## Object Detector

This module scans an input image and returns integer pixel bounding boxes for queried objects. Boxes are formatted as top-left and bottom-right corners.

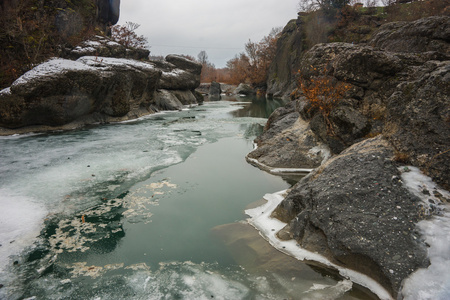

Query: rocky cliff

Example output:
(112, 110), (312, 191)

(249, 16), (450, 298)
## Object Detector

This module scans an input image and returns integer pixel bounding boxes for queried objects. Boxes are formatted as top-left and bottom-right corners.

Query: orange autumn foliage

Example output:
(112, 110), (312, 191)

(295, 67), (351, 134)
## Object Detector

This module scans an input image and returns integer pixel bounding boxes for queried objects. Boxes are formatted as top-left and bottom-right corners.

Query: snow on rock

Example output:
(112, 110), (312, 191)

(246, 190), (393, 300)
(76, 56), (157, 72)
(0, 87), (11, 96)
(11, 58), (96, 90)
(399, 166), (450, 300)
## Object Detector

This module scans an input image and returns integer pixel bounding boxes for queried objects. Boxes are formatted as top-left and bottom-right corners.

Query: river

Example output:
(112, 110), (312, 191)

(0, 96), (376, 299)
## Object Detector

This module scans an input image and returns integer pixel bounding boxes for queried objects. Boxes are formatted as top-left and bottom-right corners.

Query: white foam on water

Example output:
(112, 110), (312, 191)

(246, 190), (393, 300)
(399, 166), (450, 300)
(0, 189), (47, 273)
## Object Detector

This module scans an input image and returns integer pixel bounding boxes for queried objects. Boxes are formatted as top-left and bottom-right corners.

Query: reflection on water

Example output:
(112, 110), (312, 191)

(228, 95), (289, 119)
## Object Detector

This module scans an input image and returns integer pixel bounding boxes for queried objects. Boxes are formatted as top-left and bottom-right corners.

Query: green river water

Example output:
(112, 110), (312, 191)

(0, 97), (376, 299)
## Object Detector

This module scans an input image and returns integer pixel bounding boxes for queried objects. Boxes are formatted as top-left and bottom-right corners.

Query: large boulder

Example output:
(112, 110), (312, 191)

(234, 83), (256, 96)
(66, 35), (150, 60)
(248, 100), (329, 169)
(0, 54), (203, 132)
(293, 39), (450, 189)
(165, 54), (202, 74)
(272, 136), (430, 298)
(156, 55), (202, 90)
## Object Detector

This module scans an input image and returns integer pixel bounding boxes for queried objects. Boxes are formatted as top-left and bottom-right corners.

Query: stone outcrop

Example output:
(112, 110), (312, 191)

(272, 136), (430, 297)
(234, 83), (256, 96)
(248, 16), (450, 298)
(266, 19), (304, 98)
(208, 81), (222, 101)
(247, 100), (329, 169)
(65, 35), (150, 60)
(0, 55), (203, 133)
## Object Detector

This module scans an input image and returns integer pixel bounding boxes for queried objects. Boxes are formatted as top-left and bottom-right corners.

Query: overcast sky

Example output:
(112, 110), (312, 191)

(118, 0), (300, 68)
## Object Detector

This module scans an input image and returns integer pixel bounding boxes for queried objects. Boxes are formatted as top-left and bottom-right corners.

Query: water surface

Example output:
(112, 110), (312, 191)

(0, 97), (375, 299)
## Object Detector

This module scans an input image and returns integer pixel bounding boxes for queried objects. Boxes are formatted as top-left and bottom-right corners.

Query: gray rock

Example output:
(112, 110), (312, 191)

(158, 56), (202, 91)
(370, 16), (450, 55)
(165, 55), (202, 74)
(0, 54), (203, 131)
(294, 40), (449, 188)
(272, 136), (429, 298)
(155, 90), (184, 111)
(234, 83), (256, 96)
(248, 100), (329, 169)
(266, 19), (304, 99)
(66, 35), (149, 60)
(97, 0), (120, 25)
(383, 60), (450, 190)
(209, 81), (222, 96)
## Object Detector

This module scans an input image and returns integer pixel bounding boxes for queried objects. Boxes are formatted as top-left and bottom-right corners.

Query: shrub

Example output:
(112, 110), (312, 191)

(295, 67), (351, 134)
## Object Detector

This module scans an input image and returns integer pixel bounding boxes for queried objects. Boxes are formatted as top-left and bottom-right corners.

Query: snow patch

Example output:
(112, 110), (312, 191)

(77, 56), (155, 72)
(307, 145), (331, 164)
(246, 190), (393, 300)
(0, 87), (11, 96)
(399, 166), (449, 215)
(399, 166), (450, 300)
(246, 157), (313, 175)
(162, 68), (186, 77)
(11, 58), (96, 87)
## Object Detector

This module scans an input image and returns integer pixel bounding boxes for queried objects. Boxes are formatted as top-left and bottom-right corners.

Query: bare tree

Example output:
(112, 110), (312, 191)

(197, 51), (209, 65)
(298, 0), (351, 12)
(111, 22), (148, 49)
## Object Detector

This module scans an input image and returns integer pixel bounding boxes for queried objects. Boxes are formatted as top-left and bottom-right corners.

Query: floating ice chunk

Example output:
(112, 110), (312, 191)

(0, 189), (47, 274)
(246, 157), (313, 175)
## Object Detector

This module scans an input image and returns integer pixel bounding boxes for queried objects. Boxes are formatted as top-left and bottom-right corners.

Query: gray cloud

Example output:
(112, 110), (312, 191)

(119, 0), (299, 67)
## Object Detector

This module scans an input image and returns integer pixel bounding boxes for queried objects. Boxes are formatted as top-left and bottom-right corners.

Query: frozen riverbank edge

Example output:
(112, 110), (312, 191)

(245, 163), (450, 300)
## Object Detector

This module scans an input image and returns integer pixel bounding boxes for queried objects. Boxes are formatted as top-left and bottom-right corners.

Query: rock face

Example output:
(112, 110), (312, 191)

(0, 55), (203, 132)
(96, 0), (121, 26)
(209, 81), (222, 100)
(272, 136), (429, 297)
(249, 16), (450, 298)
(369, 16), (450, 54)
(266, 19), (304, 98)
(247, 100), (329, 169)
